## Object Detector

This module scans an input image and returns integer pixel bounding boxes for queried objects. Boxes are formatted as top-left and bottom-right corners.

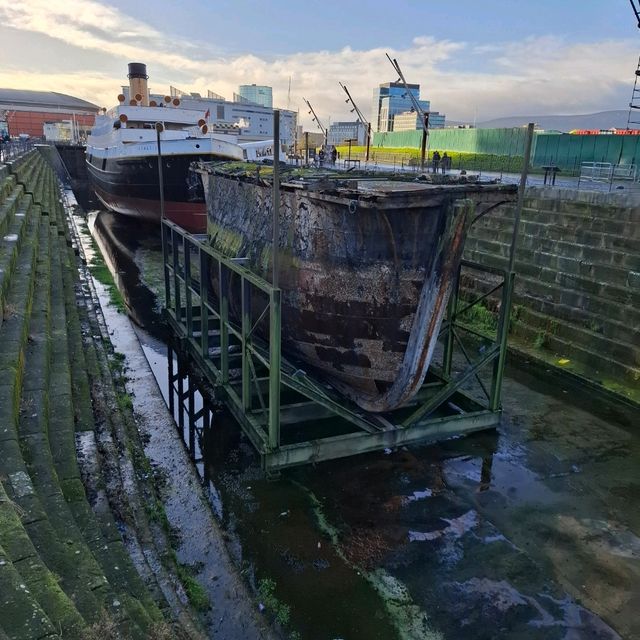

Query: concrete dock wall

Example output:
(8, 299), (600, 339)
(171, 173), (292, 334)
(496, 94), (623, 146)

(462, 187), (640, 400)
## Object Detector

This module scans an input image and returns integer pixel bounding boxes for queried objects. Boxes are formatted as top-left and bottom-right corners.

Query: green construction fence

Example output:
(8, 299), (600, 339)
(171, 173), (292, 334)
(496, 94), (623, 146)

(371, 128), (640, 171)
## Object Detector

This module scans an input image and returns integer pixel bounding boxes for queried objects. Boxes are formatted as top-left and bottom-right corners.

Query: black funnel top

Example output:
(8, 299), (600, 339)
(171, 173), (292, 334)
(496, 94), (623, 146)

(128, 63), (148, 79)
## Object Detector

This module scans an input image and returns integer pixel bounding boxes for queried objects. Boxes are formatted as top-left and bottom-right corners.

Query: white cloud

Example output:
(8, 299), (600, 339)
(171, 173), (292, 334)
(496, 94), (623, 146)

(0, 0), (206, 71)
(0, 0), (636, 124)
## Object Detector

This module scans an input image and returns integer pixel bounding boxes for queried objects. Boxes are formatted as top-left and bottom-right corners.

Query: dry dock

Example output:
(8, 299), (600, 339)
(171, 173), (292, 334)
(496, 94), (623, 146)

(0, 144), (638, 640)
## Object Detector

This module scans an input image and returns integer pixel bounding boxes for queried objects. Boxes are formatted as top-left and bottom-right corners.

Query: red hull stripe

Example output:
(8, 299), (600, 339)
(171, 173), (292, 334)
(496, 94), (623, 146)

(94, 186), (206, 233)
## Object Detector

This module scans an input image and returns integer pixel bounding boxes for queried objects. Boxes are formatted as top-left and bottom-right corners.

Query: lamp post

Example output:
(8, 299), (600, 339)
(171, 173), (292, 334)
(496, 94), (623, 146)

(420, 113), (430, 172)
(155, 122), (165, 220)
(346, 137), (356, 166)
(272, 110), (280, 289)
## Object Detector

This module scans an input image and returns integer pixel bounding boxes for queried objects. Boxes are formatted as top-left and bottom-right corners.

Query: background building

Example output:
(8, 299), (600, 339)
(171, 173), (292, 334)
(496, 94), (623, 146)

(327, 121), (368, 146)
(370, 81), (445, 133)
(122, 86), (296, 147)
(428, 112), (446, 129)
(393, 110), (446, 131)
(0, 88), (99, 138)
(237, 84), (273, 109)
(371, 82), (430, 133)
(296, 131), (325, 154)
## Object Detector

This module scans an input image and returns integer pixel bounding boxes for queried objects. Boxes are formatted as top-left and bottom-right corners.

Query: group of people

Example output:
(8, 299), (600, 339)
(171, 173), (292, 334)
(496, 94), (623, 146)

(0, 132), (10, 161)
(317, 146), (339, 167)
(431, 150), (451, 174)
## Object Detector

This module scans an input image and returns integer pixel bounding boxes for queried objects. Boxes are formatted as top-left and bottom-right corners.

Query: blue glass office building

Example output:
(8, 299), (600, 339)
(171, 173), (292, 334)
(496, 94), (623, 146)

(371, 82), (431, 132)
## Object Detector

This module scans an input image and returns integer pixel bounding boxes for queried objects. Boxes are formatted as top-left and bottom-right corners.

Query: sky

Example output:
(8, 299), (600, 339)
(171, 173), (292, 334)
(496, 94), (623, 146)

(0, 0), (638, 128)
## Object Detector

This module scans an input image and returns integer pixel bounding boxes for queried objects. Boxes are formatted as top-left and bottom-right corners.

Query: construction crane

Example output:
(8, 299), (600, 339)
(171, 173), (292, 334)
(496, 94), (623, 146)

(338, 82), (372, 161)
(630, 0), (640, 27)
(627, 0), (640, 128)
(386, 53), (430, 170)
(302, 97), (327, 146)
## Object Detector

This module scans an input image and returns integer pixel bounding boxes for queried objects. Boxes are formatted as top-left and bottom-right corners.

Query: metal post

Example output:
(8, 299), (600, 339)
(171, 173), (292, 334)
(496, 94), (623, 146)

(168, 345), (175, 416)
(155, 122), (165, 220)
(487, 122), (534, 412)
(171, 229), (181, 319)
(490, 272), (515, 410)
(273, 110), (280, 289)
(508, 122), (534, 275)
(268, 288), (281, 450)
(177, 358), (185, 434)
(218, 261), (229, 384)
(199, 249), (209, 358)
(443, 265), (460, 378)
(184, 236), (192, 338)
(161, 223), (171, 310)
(305, 131), (309, 166)
(365, 123), (371, 163)
(188, 381), (195, 460)
(420, 113), (429, 171)
(241, 278), (251, 411)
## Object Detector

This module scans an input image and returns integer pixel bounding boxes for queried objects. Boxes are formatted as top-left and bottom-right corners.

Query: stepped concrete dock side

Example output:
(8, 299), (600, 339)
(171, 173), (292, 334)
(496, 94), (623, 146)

(0, 148), (207, 640)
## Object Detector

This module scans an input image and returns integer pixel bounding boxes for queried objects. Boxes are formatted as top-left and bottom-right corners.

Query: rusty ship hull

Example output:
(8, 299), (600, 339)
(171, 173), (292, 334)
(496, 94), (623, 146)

(199, 167), (516, 412)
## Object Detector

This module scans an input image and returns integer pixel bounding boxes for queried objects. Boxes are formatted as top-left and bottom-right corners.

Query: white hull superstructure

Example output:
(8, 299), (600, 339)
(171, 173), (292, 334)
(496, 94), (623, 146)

(85, 63), (278, 232)
(86, 101), (244, 232)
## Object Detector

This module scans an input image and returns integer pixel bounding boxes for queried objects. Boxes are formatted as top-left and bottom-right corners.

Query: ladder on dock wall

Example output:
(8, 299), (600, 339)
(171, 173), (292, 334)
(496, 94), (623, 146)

(628, 56), (640, 129)
(161, 219), (514, 475)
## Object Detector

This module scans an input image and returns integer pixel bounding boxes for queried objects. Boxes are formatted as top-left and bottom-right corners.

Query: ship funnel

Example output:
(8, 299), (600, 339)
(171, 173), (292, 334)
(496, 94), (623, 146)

(127, 62), (149, 106)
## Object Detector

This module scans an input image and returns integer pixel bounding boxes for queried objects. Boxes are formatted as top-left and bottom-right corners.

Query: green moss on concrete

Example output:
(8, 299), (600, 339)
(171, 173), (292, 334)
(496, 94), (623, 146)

(0, 542), (60, 640)
(303, 485), (442, 640)
(88, 257), (127, 313)
(172, 553), (210, 613)
(456, 300), (498, 337)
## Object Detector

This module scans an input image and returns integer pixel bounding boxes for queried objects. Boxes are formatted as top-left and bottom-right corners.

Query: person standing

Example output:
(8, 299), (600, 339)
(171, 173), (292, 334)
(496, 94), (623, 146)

(441, 152), (450, 174)
(432, 150), (441, 174)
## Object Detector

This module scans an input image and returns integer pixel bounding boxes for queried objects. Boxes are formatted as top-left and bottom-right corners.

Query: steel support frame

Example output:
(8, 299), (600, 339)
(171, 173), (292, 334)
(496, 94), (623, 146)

(162, 218), (513, 473)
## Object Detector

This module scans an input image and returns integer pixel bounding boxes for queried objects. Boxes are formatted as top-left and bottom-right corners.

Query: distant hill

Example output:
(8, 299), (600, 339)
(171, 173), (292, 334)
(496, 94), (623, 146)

(447, 111), (630, 132)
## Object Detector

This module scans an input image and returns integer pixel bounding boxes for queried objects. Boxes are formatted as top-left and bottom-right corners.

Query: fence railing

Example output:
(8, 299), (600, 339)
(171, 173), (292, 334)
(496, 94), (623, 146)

(577, 161), (639, 190)
(0, 139), (35, 163)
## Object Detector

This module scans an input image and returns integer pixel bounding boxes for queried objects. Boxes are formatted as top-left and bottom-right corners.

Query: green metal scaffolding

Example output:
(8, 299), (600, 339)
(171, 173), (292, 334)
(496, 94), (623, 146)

(161, 217), (514, 475)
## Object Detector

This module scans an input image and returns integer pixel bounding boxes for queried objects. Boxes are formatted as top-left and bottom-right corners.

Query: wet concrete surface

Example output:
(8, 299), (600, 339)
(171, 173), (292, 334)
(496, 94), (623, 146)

(77, 206), (278, 639)
(88, 209), (639, 640)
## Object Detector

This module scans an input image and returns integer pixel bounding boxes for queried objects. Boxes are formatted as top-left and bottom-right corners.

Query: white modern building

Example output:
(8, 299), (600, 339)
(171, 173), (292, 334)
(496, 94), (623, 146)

(238, 84), (273, 109)
(393, 110), (446, 131)
(327, 121), (368, 146)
